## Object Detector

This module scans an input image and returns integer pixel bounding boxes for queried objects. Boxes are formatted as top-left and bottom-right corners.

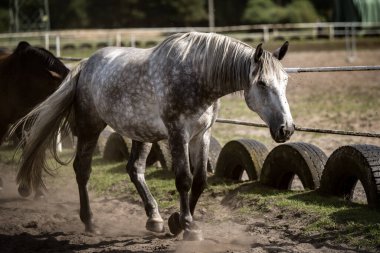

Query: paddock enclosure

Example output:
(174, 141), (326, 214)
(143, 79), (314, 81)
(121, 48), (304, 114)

(0, 26), (380, 252)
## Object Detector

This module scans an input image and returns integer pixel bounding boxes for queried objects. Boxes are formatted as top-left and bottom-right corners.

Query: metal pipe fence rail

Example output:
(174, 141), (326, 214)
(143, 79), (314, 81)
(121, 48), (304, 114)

(59, 56), (380, 73)
(58, 55), (380, 139)
(215, 119), (380, 139)
(285, 65), (380, 73)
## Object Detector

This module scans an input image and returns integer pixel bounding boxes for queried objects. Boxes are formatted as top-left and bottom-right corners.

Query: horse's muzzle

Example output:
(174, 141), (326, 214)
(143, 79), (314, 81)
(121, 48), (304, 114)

(271, 123), (295, 143)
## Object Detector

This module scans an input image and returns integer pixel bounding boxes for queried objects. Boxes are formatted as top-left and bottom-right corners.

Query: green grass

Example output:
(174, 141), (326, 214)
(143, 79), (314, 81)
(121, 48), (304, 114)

(226, 182), (380, 250)
(89, 158), (179, 209)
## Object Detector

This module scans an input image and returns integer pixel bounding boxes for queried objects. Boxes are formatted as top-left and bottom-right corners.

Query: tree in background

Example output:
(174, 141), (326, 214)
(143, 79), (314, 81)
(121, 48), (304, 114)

(243, 0), (320, 24)
(0, 1), (9, 33)
(243, 0), (287, 24)
(285, 0), (320, 23)
(85, 0), (144, 28)
(0, 0), (333, 32)
(50, 0), (89, 29)
(310, 0), (332, 22)
(214, 0), (248, 26)
(85, 0), (206, 28)
(133, 0), (206, 27)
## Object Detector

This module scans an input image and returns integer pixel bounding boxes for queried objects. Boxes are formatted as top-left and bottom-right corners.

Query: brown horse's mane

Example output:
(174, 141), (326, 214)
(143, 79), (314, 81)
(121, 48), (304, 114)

(5, 41), (69, 77)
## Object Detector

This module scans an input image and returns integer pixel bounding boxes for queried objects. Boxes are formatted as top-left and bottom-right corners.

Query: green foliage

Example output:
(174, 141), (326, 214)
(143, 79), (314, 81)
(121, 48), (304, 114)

(243, 0), (320, 24)
(50, 0), (89, 29)
(285, 0), (320, 23)
(243, 0), (287, 24)
(0, 0), (333, 32)
(214, 0), (249, 26)
(0, 8), (9, 33)
(84, 0), (206, 28)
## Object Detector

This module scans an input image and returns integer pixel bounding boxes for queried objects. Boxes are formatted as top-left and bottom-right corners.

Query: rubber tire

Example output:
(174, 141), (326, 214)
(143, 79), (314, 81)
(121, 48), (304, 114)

(103, 132), (130, 162)
(207, 136), (222, 173)
(97, 127), (115, 155)
(319, 144), (380, 209)
(168, 212), (182, 235)
(152, 140), (172, 170)
(215, 139), (268, 181)
(151, 136), (221, 173)
(260, 142), (327, 190)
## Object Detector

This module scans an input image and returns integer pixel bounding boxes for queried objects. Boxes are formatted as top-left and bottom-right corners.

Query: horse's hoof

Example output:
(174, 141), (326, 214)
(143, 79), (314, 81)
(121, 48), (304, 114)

(168, 212), (182, 235)
(34, 192), (45, 201)
(85, 224), (101, 235)
(146, 218), (165, 233)
(18, 184), (31, 197)
(183, 228), (203, 241)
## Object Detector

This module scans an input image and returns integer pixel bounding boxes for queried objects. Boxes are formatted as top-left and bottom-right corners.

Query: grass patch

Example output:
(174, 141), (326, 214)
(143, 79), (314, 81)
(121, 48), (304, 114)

(89, 159), (178, 209)
(228, 181), (380, 250)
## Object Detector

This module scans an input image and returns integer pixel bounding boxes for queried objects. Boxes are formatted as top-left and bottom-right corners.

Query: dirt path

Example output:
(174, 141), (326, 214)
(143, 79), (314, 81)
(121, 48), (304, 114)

(0, 161), (363, 253)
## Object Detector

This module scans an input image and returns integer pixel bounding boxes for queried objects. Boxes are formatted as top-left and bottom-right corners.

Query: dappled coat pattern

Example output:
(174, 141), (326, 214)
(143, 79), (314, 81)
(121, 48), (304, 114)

(15, 32), (293, 240)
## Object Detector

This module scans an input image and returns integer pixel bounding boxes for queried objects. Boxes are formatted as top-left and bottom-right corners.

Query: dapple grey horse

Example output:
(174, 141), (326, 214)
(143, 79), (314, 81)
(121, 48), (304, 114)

(14, 32), (294, 240)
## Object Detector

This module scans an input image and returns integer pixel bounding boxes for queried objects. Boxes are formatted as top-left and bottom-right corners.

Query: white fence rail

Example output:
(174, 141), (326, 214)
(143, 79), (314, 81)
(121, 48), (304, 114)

(1, 22), (380, 51)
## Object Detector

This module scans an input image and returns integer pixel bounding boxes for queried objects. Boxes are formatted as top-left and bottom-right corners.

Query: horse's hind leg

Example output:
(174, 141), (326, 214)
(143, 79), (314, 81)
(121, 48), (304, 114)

(127, 140), (164, 233)
(74, 126), (105, 233)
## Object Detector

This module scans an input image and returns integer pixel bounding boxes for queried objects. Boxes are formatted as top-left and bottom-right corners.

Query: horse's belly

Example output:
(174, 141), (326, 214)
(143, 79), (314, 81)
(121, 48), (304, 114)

(112, 117), (168, 143)
(97, 98), (168, 143)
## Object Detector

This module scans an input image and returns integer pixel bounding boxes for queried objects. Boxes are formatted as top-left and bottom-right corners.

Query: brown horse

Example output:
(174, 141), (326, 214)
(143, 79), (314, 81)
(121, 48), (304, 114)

(0, 41), (69, 192)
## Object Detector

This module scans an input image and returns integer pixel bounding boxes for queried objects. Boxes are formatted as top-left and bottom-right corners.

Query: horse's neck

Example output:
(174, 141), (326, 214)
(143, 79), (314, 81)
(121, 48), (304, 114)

(201, 69), (250, 101)
(196, 54), (252, 100)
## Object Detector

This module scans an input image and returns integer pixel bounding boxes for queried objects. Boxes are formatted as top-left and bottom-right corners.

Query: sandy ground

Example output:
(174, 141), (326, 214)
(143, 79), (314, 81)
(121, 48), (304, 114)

(0, 161), (367, 253)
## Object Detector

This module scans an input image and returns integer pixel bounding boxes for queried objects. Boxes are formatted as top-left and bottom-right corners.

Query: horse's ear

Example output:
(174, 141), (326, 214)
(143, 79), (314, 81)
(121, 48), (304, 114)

(254, 43), (263, 63)
(273, 41), (289, 61)
(47, 70), (62, 80)
(15, 41), (31, 52)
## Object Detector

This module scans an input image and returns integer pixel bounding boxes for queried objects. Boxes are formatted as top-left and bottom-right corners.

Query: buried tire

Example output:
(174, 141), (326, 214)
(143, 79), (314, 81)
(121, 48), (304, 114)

(215, 139), (268, 181)
(260, 142), (327, 190)
(319, 145), (380, 208)
(151, 136), (221, 173)
(151, 140), (172, 170)
(103, 132), (131, 162)
(207, 136), (222, 173)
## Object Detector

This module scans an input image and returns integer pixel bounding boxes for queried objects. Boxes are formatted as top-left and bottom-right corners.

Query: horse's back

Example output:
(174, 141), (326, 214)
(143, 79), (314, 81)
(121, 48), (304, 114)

(77, 47), (168, 142)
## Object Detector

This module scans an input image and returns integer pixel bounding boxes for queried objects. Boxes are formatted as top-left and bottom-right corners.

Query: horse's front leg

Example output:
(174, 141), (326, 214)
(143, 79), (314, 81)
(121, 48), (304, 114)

(127, 140), (164, 233)
(189, 130), (210, 215)
(168, 129), (203, 241)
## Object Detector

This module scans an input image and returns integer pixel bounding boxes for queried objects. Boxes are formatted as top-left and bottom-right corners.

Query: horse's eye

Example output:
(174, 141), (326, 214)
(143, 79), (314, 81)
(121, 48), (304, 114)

(257, 81), (266, 87)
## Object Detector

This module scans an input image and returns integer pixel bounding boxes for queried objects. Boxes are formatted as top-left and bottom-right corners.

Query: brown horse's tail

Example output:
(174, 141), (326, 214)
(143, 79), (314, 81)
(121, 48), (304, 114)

(11, 59), (87, 197)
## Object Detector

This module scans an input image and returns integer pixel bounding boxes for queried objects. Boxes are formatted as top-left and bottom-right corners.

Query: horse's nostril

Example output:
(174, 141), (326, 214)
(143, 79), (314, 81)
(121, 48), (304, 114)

(279, 125), (286, 137)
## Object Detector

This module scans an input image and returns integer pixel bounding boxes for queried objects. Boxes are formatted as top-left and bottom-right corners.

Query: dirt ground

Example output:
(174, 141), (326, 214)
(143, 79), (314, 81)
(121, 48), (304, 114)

(0, 162), (364, 253)
(1, 48), (379, 253)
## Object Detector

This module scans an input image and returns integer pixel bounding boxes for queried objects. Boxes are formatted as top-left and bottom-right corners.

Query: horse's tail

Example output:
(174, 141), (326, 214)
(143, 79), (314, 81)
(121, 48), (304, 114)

(12, 59), (87, 197)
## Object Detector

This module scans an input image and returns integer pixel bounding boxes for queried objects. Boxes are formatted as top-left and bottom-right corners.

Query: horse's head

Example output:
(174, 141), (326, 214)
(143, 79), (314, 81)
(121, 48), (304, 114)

(244, 42), (294, 143)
